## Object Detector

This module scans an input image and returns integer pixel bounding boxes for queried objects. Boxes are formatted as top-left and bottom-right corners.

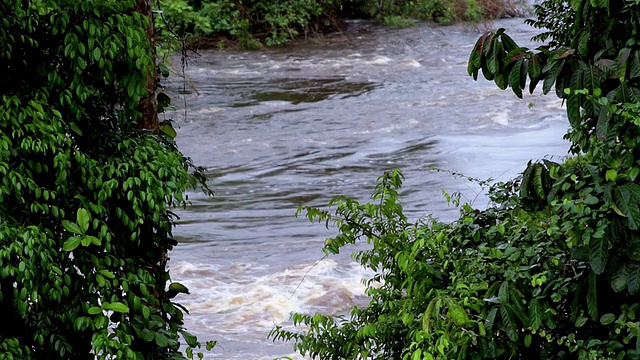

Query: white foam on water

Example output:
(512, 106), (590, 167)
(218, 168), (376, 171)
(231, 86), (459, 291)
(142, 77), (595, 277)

(371, 56), (392, 65)
(402, 59), (422, 68)
(490, 104), (510, 126)
(170, 258), (372, 338)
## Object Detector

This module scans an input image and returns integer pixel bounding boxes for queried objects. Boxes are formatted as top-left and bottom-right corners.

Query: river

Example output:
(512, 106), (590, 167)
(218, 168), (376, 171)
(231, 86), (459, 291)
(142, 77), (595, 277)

(165, 17), (569, 359)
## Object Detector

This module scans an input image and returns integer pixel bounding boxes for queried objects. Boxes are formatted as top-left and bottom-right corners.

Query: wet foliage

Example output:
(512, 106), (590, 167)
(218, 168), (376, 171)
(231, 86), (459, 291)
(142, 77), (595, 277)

(0, 0), (212, 358)
(154, 0), (518, 49)
(270, 0), (640, 359)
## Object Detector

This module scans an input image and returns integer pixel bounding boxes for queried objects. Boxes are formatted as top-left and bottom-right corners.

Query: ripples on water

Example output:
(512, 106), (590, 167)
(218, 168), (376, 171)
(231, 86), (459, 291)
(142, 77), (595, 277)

(166, 18), (569, 359)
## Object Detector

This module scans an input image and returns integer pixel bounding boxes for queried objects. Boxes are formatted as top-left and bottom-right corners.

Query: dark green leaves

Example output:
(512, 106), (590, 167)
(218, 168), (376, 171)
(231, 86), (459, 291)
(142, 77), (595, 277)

(0, 1), (212, 358)
(589, 234), (609, 274)
(614, 183), (640, 230)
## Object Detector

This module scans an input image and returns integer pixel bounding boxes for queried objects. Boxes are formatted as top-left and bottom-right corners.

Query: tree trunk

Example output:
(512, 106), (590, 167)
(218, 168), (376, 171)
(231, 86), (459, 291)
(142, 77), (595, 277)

(136, 0), (159, 131)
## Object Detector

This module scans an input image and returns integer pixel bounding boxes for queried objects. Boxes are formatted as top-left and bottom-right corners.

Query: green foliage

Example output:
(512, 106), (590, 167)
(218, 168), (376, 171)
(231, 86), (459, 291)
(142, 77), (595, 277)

(156, 0), (337, 48)
(271, 1), (640, 359)
(0, 0), (212, 358)
(155, 0), (514, 48)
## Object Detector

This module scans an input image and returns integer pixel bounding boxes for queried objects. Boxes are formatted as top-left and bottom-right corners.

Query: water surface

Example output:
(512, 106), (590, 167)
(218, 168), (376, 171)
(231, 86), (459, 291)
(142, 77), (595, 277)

(166, 18), (569, 359)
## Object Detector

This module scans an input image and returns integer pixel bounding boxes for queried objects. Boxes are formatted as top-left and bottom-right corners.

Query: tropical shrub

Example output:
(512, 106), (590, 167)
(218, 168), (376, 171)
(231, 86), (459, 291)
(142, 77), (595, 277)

(270, 0), (640, 359)
(0, 0), (212, 358)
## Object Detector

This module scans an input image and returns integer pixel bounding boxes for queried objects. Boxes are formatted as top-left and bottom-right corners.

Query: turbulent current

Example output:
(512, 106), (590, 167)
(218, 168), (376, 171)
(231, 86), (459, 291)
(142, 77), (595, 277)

(166, 17), (569, 359)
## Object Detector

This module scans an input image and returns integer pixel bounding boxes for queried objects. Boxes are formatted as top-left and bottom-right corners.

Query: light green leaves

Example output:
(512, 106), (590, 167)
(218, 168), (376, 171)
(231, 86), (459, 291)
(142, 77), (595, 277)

(88, 301), (130, 315)
(62, 208), (101, 251)
(169, 282), (190, 294)
(160, 120), (177, 138)
(103, 301), (129, 313)
(62, 236), (82, 251)
(1, 0), (210, 358)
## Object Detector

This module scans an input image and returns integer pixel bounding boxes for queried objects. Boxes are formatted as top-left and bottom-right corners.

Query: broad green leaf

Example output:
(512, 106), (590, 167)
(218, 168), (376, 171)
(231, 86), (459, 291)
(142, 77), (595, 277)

(103, 301), (129, 313)
(447, 303), (469, 326)
(468, 33), (486, 79)
(589, 235), (609, 274)
(494, 73), (507, 90)
(542, 59), (564, 94)
(139, 329), (155, 342)
(566, 72), (582, 127)
(600, 313), (615, 325)
(468, 49), (480, 79)
(628, 264), (640, 294)
(482, 33), (495, 57)
(587, 272), (598, 320)
(99, 269), (115, 279)
(168, 282), (190, 294)
(62, 236), (82, 251)
(62, 220), (82, 235)
(501, 306), (519, 341)
(89, 235), (101, 246)
(529, 299), (543, 330)
(488, 39), (503, 75)
(498, 281), (509, 304)
(630, 51), (640, 80)
(88, 306), (102, 315)
(81, 236), (92, 247)
(528, 54), (541, 93)
(575, 316), (588, 328)
(577, 29), (590, 56)
(532, 163), (547, 200)
(154, 332), (170, 347)
(499, 32), (518, 52)
(485, 307), (498, 332)
(509, 59), (523, 98)
(160, 121), (177, 138)
(180, 330), (199, 348)
(520, 161), (534, 198)
(93, 47), (101, 62)
(422, 298), (437, 334)
(158, 63), (170, 78)
(596, 106), (610, 142)
(69, 122), (83, 136)
(76, 208), (90, 233)
(611, 263), (629, 292)
(614, 183), (640, 229)
(615, 48), (631, 81)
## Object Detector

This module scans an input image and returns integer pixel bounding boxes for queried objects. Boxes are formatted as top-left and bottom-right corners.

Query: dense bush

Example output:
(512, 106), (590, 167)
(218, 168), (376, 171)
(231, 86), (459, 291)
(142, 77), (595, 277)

(270, 0), (640, 359)
(0, 0), (212, 358)
(155, 0), (519, 49)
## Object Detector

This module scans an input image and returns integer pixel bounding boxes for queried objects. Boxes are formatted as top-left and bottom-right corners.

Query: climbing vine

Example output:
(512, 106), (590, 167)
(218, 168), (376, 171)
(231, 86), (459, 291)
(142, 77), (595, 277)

(0, 0), (212, 358)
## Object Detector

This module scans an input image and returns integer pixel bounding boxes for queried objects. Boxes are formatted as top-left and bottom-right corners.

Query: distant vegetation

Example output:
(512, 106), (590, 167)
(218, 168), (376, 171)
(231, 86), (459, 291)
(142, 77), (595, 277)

(155, 0), (524, 49)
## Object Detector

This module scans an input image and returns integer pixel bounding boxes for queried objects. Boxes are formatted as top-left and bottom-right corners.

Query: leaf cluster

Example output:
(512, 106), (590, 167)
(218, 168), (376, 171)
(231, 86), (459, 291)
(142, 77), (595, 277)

(0, 1), (212, 358)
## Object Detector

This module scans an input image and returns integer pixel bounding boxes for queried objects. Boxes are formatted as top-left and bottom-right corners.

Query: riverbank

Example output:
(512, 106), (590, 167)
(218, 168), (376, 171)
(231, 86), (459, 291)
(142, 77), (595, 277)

(155, 0), (531, 50)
